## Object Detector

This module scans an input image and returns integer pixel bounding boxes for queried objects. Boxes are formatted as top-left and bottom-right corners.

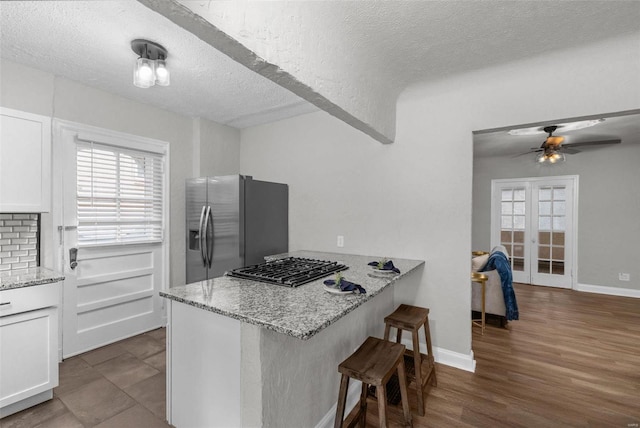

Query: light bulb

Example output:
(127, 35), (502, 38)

(155, 59), (170, 86)
(133, 57), (155, 88)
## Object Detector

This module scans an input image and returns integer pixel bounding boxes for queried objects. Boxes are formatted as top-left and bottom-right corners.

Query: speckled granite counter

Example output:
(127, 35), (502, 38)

(161, 250), (424, 340)
(0, 267), (65, 291)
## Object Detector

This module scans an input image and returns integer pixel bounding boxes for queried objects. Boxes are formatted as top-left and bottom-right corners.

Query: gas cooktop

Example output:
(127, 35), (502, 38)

(226, 257), (348, 287)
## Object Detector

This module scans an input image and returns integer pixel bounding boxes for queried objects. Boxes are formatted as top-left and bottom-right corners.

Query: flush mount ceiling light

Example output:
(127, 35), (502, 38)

(508, 119), (604, 136)
(131, 39), (170, 88)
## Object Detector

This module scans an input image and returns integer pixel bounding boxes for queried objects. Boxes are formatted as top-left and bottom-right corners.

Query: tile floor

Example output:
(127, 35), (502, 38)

(1, 328), (172, 428)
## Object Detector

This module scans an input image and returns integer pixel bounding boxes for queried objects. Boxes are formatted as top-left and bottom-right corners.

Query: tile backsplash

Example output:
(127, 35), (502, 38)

(0, 213), (40, 271)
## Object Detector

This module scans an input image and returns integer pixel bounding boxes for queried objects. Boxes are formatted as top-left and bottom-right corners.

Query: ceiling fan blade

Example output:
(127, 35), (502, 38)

(512, 150), (540, 158)
(559, 147), (581, 155)
(562, 139), (621, 148)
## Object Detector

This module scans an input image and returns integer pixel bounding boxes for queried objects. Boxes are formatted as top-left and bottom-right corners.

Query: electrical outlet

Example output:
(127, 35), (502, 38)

(337, 235), (344, 248)
(619, 273), (630, 281)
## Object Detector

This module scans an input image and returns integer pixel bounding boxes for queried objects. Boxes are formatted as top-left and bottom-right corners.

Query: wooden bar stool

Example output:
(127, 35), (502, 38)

(334, 336), (412, 428)
(383, 304), (437, 417)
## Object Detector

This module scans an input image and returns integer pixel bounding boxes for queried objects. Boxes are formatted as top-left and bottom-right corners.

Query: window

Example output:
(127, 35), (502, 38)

(76, 140), (164, 246)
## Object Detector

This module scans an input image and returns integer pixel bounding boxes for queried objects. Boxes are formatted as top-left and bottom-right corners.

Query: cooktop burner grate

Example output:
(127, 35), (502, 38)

(226, 257), (348, 287)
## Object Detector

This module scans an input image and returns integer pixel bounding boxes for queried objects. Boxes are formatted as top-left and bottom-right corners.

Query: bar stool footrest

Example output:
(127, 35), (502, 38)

(402, 352), (436, 388)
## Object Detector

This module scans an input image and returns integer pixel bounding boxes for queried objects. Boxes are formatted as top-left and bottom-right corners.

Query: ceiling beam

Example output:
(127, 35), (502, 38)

(137, 0), (394, 144)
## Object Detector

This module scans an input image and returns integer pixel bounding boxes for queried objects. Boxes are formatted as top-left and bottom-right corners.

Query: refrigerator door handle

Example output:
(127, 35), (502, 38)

(198, 205), (207, 267)
(205, 205), (214, 268)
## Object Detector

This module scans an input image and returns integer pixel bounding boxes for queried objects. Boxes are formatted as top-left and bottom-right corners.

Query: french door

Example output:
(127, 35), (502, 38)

(491, 176), (577, 288)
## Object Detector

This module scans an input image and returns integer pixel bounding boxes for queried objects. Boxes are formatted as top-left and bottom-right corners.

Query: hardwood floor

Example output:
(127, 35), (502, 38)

(351, 283), (640, 427)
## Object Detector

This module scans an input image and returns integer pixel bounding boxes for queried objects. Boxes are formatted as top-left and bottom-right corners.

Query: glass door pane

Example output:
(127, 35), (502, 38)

(499, 186), (527, 274)
(536, 186), (566, 275)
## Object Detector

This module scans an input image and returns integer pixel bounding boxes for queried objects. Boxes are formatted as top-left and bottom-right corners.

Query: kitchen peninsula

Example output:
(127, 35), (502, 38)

(161, 250), (424, 427)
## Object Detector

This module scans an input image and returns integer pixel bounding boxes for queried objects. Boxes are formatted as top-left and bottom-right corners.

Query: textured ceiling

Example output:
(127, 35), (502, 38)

(177, 0), (640, 142)
(0, 0), (317, 128)
(1, 1), (639, 138)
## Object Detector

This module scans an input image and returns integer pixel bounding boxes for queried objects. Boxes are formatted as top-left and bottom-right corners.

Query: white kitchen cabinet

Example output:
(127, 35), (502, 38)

(0, 282), (60, 418)
(0, 107), (52, 212)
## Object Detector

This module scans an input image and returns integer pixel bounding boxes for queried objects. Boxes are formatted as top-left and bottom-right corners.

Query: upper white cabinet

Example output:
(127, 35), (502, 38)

(0, 107), (52, 212)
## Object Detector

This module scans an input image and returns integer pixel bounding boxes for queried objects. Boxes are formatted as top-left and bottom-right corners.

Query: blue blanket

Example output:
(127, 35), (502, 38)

(480, 251), (519, 321)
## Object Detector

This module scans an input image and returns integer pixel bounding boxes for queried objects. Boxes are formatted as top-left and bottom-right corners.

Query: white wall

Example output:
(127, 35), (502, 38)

(197, 117), (241, 177)
(240, 33), (640, 358)
(0, 59), (193, 288)
(473, 142), (640, 291)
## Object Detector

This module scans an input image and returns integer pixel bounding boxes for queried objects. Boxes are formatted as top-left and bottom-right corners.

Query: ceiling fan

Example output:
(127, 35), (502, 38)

(519, 125), (622, 164)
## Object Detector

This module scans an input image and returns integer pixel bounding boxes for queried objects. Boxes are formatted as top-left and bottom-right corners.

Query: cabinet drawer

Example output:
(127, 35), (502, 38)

(0, 283), (61, 317)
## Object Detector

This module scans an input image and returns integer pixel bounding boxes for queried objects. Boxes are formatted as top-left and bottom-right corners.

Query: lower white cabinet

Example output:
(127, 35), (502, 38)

(0, 283), (60, 418)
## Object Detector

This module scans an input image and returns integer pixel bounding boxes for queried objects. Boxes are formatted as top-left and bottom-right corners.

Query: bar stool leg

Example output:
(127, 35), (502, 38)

(384, 323), (391, 341)
(411, 329), (425, 416)
(376, 383), (388, 428)
(334, 374), (350, 428)
(359, 382), (368, 427)
(423, 319), (437, 386)
(397, 358), (413, 427)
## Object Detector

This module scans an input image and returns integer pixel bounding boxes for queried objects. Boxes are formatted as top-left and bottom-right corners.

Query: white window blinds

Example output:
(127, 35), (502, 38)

(76, 140), (164, 246)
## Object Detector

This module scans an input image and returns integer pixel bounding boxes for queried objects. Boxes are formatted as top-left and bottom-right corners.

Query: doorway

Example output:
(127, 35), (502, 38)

(53, 120), (169, 357)
(491, 176), (577, 288)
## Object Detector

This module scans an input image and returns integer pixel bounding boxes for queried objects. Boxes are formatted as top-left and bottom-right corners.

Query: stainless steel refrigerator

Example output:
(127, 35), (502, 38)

(186, 175), (288, 284)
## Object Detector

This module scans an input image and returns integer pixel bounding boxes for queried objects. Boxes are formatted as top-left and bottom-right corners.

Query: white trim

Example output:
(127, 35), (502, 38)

(433, 346), (476, 373)
(575, 283), (640, 299)
(76, 131), (166, 155)
(400, 338), (476, 372)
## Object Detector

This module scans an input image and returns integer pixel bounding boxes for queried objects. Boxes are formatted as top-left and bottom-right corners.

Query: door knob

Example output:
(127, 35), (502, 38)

(69, 248), (78, 270)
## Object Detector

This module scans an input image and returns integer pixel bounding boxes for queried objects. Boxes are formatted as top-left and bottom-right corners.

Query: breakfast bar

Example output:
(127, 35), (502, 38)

(161, 250), (424, 427)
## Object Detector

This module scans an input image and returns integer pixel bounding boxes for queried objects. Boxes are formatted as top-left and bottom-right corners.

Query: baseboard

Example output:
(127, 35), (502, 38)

(399, 337), (476, 373)
(433, 346), (476, 373)
(575, 283), (640, 298)
(315, 379), (361, 428)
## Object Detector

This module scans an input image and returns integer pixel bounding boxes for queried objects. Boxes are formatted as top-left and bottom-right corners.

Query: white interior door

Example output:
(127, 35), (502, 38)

(530, 180), (575, 288)
(55, 121), (168, 358)
(492, 176), (577, 289)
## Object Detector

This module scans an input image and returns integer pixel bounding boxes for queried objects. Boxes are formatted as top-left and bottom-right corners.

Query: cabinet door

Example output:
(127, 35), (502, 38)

(0, 107), (51, 212)
(0, 307), (58, 408)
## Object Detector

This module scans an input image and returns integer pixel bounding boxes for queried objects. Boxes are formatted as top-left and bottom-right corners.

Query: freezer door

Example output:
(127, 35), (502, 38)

(244, 179), (289, 266)
(186, 178), (208, 284)
(208, 176), (242, 277)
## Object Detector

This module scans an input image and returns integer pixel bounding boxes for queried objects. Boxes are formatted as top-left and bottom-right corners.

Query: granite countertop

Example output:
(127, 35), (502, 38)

(0, 267), (66, 291)
(161, 250), (424, 340)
